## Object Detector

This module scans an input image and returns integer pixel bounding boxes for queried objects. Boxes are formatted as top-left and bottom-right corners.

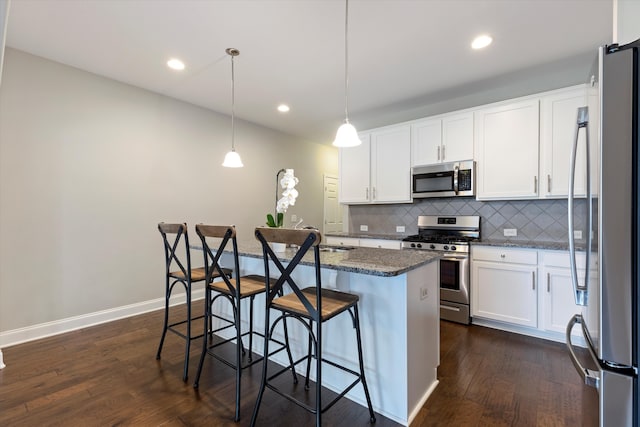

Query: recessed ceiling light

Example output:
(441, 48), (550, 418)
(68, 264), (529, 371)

(471, 34), (493, 50)
(167, 58), (185, 70)
(277, 104), (290, 113)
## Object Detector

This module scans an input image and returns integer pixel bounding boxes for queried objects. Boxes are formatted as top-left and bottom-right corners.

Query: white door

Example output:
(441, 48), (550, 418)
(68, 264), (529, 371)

(323, 174), (343, 234)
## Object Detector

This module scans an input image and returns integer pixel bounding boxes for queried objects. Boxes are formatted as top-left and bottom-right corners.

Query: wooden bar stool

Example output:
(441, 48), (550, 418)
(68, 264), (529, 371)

(155, 222), (231, 382)
(192, 224), (297, 422)
(251, 227), (376, 426)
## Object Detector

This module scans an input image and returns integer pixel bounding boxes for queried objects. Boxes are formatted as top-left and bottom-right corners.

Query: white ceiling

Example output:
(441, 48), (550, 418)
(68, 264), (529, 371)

(5, 0), (613, 145)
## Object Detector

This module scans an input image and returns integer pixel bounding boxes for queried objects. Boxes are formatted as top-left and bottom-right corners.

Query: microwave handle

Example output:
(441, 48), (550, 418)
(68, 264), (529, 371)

(453, 165), (459, 195)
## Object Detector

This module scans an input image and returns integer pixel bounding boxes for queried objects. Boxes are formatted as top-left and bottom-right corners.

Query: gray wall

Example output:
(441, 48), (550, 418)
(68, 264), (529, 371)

(0, 48), (338, 332)
(349, 198), (589, 244)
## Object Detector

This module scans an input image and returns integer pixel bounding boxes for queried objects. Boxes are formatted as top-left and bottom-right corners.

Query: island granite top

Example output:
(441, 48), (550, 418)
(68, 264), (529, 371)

(214, 242), (440, 277)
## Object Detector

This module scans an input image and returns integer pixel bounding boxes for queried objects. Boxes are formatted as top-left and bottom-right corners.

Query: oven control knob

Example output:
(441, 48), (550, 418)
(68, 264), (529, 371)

(410, 243), (416, 248)
(429, 244), (435, 250)
(417, 243), (422, 248)
(443, 245), (449, 251)
(451, 245), (457, 251)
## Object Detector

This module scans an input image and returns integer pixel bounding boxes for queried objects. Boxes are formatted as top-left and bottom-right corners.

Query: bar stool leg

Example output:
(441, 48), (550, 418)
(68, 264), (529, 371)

(304, 319), (313, 390)
(156, 278), (171, 360)
(193, 286), (211, 389)
(250, 306), (271, 427)
(315, 318), (322, 427)
(248, 296), (255, 362)
(182, 279), (192, 381)
(354, 305), (376, 423)
(234, 291), (242, 422)
(282, 317), (298, 384)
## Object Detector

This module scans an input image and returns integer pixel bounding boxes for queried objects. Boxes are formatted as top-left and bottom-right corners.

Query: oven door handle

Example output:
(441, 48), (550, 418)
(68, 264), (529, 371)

(453, 166), (459, 195)
(441, 255), (468, 261)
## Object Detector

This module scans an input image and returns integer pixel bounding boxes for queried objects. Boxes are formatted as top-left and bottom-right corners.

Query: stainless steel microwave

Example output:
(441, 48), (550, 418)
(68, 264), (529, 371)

(412, 160), (475, 198)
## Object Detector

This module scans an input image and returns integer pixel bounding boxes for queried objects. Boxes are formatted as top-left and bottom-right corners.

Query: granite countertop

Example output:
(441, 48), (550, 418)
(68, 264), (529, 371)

(219, 242), (440, 277)
(325, 231), (574, 251)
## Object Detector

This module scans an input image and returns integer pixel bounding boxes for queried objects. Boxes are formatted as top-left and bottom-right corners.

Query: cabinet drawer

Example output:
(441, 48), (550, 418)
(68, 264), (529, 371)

(540, 250), (597, 270)
(325, 236), (360, 247)
(359, 238), (401, 250)
(472, 246), (537, 265)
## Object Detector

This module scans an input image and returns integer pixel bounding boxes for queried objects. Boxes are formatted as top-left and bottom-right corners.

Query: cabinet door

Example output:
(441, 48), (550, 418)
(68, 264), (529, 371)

(475, 99), (540, 199)
(411, 118), (441, 166)
(442, 112), (474, 162)
(541, 267), (584, 335)
(471, 261), (538, 327)
(540, 88), (588, 198)
(371, 125), (411, 203)
(339, 133), (371, 203)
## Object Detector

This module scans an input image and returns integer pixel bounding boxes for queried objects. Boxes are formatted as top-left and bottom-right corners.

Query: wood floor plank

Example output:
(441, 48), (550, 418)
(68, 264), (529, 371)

(0, 309), (599, 426)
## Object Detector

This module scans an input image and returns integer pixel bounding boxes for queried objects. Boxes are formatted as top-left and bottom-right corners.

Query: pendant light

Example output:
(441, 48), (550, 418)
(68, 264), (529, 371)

(333, 0), (361, 148)
(222, 48), (244, 168)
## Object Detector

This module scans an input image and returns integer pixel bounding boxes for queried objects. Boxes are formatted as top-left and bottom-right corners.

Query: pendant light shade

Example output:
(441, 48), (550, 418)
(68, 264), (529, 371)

(334, 120), (361, 147)
(222, 149), (243, 167)
(222, 48), (244, 168)
(333, 0), (361, 148)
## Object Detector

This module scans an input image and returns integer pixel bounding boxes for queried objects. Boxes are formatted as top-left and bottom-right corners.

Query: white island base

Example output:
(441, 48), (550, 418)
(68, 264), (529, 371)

(222, 253), (440, 425)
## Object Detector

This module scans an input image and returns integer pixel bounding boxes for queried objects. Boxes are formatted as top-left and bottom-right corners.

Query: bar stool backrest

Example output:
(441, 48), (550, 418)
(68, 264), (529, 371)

(158, 222), (192, 279)
(254, 227), (323, 322)
(195, 224), (238, 295)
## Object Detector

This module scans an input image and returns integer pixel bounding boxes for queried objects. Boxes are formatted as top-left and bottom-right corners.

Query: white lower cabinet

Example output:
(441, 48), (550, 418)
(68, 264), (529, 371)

(471, 247), (538, 327)
(471, 246), (597, 343)
(539, 251), (595, 337)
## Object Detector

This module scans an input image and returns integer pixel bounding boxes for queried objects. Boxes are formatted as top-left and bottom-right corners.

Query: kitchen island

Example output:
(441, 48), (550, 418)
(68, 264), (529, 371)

(214, 243), (440, 426)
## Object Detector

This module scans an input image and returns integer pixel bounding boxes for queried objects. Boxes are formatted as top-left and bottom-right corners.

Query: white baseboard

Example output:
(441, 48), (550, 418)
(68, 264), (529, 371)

(0, 289), (205, 349)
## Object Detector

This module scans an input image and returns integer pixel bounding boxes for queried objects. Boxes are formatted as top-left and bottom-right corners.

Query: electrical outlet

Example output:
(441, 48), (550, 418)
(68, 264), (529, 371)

(396, 225), (405, 233)
(574, 230), (583, 239)
(420, 287), (429, 300)
(360, 225), (368, 232)
(291, 214), (297, 222)
(504, 228), (517, 237)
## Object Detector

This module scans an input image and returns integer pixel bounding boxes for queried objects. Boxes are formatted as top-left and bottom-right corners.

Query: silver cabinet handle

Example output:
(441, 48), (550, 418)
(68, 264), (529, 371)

(534, 176), (538, 193)
(532, 271), (536, 290)
(547, 174), (551, 193)
(500, 253), (506, 259)
(372, 187), (376, 200)
(437, 146), (440, 161)
(569, 106), (591, 306)
(547, 272), (551, 292)
(366, 187), (369, 200)
(442, 145), (445, 161)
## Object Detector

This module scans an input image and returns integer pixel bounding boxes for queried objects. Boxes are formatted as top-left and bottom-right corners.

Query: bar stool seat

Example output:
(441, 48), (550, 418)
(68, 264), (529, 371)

(272, 287), (359, 321)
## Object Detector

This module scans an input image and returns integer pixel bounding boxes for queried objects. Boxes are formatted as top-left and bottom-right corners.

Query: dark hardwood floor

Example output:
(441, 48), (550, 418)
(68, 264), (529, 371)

(0, 306), (598, 426)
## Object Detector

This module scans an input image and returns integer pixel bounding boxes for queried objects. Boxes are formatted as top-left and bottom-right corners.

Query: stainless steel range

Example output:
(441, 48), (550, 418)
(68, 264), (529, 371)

(402, 215), (480, 324)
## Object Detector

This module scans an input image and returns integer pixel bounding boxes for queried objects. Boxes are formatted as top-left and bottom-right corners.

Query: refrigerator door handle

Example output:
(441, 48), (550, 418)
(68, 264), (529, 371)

(568, 106), (591, 306)
(565, 314), (600, 389)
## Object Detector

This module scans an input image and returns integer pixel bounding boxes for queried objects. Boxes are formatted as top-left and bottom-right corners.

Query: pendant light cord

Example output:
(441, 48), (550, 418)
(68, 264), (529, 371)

(231, 54), (236, 151)
(344, 0), (350, 123)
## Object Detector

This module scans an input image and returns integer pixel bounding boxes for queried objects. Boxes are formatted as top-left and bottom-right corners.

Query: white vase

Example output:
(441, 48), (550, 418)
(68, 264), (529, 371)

(270, 242), (287, 252)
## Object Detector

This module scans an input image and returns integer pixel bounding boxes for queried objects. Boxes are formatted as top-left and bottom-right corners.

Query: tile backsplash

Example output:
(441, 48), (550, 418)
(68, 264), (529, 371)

(348, 197), (591, 244)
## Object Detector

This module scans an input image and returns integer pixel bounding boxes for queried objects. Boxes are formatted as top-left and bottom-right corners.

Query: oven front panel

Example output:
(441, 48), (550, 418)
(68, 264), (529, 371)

(439, 256), (470, 305)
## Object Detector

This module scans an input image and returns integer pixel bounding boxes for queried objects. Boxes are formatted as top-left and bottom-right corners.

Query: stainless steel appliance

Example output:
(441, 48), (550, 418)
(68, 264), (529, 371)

(566, 40), (639, 426)
(402, 215), (480, 324)
(411, 160), (475, 199)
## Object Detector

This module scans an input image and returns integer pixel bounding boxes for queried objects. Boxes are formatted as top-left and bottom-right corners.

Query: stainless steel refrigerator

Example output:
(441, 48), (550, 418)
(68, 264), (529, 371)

(566, 40), (640, 427)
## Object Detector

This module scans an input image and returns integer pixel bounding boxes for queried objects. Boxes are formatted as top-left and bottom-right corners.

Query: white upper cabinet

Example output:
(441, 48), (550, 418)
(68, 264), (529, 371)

(540, 86), (589, 198)
(371, 125), (412, 203)
(411, 111), (473, 166)
(339, 132), (371, 203)
(339, 125), (411, 204)
(474, 99), (540, 199)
